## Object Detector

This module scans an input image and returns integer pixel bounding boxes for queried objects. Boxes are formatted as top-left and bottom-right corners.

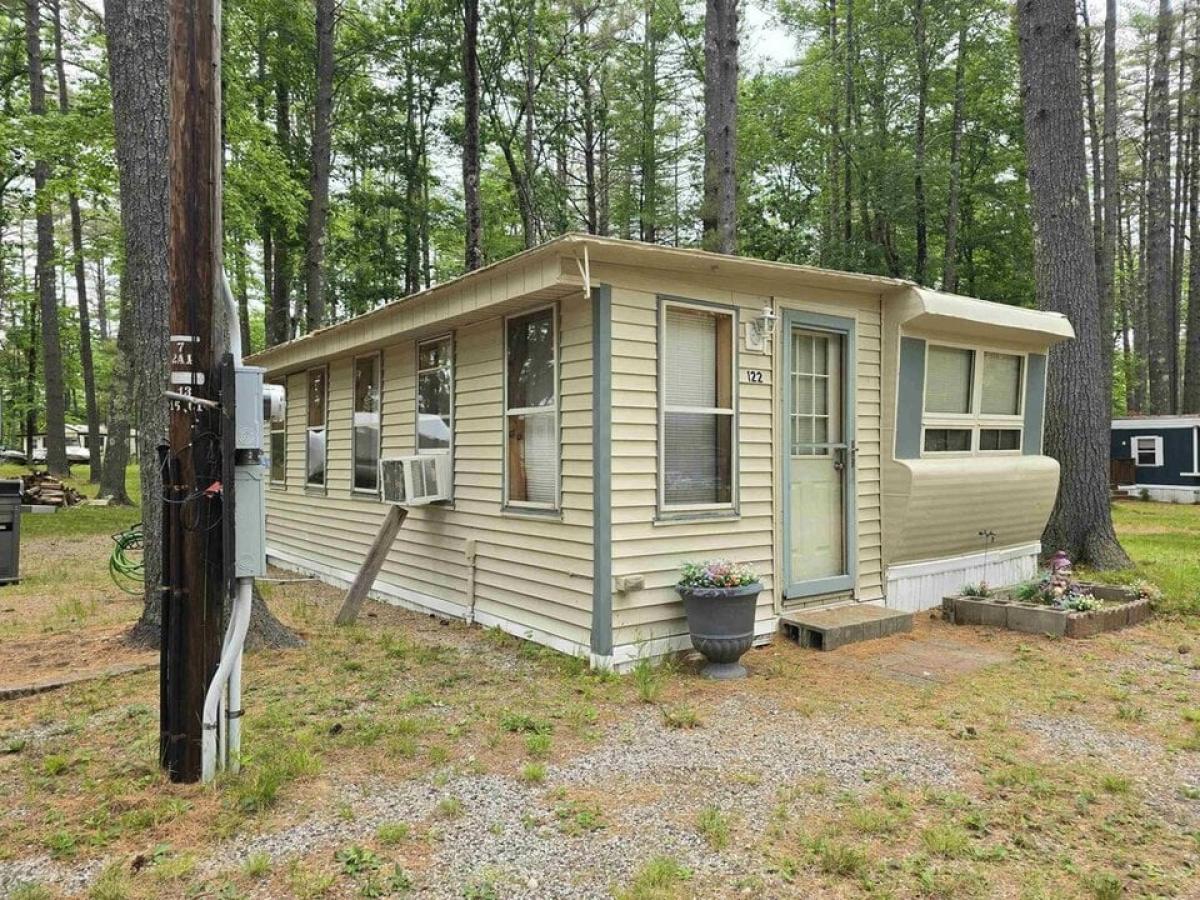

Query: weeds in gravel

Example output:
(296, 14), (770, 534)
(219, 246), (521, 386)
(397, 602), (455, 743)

(8, 884), (52, 900)
(631, 656), (664, 703)
(87, 863), (132, 900)
(662, 705), (700, 729)
(499, 711), (551, 734)
(243, 851), (272, 877)
(524, 731), (551, 757)
(617, 855), (692, 899)
(375, 822), (410, 845)
(809, 836), (869, 878)
(920, 824), (971, 859)
(1099, 774), (1131, 794)
(287, 859), (336, 899)
(521, 761), (547, 783)
(436, 797), (465, 819)
(696, 805), (731, 849)
(555, 798), (605, 835)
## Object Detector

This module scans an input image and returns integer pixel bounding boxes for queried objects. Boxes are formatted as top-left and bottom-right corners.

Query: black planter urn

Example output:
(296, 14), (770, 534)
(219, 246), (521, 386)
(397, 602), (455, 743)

(676, 582), (762, 679)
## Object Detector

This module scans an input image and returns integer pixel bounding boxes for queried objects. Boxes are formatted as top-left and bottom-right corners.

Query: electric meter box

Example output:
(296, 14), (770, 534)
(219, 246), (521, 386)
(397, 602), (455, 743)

(235, 366), (266, 452)
(234, 465), (266, 577)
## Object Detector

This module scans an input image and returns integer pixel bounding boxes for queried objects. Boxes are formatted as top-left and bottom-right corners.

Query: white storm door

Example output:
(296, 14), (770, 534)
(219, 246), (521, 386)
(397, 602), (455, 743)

(784, 315), (856, 599)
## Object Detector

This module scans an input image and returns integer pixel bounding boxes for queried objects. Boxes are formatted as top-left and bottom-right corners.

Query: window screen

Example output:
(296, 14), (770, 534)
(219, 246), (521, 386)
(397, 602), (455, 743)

(506, 309), (557, 506)
(306, 368), (327, 486)
(979, 428), (1021, 451)
(353, 356), (381, 491)
(924, 346), (974, 414)
(923, 428), (972, 452)
(981, 353), (1022, 416)
(418, 337), (452, 452)
(662, 305), (734, 507)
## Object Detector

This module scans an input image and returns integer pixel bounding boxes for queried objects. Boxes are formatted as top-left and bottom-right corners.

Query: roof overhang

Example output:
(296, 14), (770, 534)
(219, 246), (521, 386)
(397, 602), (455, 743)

(1112, 416), (1200, 430)
(887, 286), (1075, 346)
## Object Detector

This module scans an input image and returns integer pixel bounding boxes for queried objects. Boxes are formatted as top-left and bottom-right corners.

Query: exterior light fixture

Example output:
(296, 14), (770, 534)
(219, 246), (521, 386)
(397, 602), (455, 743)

(746, 303), (777, 352)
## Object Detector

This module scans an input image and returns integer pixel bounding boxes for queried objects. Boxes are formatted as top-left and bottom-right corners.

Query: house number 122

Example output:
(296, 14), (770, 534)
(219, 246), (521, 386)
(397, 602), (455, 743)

(746, 370), (764, 383)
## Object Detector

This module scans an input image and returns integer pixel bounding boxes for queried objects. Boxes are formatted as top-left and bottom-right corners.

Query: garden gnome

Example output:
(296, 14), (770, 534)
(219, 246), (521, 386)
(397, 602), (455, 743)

(1049, 550), (1072, 576)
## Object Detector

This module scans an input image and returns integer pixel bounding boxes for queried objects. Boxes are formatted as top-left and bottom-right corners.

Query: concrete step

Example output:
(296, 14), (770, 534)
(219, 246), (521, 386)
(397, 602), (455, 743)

(779, 603), (913, 651)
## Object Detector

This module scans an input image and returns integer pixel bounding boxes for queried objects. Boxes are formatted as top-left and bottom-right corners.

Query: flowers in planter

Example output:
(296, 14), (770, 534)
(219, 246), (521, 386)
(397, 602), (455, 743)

(677, 559), (759, 589)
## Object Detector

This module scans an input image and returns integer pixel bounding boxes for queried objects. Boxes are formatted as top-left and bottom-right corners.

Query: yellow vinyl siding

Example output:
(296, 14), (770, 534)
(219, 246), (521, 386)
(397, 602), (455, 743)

(599, 260), (886, 651)
(265, 293), (594, 652)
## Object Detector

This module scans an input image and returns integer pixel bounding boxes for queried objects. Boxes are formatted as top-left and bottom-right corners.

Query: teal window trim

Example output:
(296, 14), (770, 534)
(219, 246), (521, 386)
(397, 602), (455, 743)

(895, 337), (927, 460)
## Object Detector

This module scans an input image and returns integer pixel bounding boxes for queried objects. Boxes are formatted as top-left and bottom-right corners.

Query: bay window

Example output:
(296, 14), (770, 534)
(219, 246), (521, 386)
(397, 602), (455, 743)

(352, 354), (381, 492)
(922, 345), (1024, 454)
(505, 307), (557, 508)
(660, 301), (736, 510)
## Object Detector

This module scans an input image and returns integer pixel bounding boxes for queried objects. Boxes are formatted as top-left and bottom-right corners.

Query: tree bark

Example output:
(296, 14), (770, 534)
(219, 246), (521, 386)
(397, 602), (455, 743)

(463, 0), (483, 271)
(1101, 0), (1119, 409)
(1145, 0), (1175, 414)
(304, 0), (334, 332)
(1080, 0), (1105, 309)
(701, 0), (738, 255)
(912, 0), (929, 285)
(267, 79), (293, 345)
(943, 18), (967, 293)
(52, 0), (101, 483)
(95, 256), (108, 341)
(1016, 0), (1129, 569)
(1185, 13), (1200, 413)
(639, 0), (658, 243)
(106, 0), (171, 625)
(1170, 5), (1190, 411)
(24, 0), (69, 478)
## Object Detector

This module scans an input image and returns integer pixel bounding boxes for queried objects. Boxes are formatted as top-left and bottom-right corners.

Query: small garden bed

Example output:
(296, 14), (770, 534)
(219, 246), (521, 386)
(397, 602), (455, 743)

(943, 565), (1156, 638)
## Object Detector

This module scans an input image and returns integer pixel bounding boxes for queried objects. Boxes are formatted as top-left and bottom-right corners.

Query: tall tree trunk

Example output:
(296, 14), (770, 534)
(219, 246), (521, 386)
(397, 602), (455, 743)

(24, 294), (37, 460)
(304, 0), (334, 332)
(52, 0), (101, 482)
(24, 0), (69, 478)
(463, 0), (483, 270)
(842, 0), (853, 244)
(1101, 0), (1119, 410)
(640, 0), (658, 243)
(912, 0), (929, 285)
(1185, 13), (1200, 413)
(1080, 0), (1105, 303)
(825, 0), (840, 261)
(1170, 5), (1190, 411)
(105, 0), (171, 633)
(1145, 0), (1175, 414)
(268, 79), (293, 345)
(1016, 0), (1129, 569)
(95, 256), (108, 341)
(701, 0), (738, 255)
(403, 52), (421, 294)
(234, 239), (251, 354)
(943, 19), (967, 293)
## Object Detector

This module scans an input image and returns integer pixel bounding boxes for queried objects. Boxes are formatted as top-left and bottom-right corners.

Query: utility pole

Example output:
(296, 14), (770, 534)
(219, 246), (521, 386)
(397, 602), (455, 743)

(161, 0), (228, 783)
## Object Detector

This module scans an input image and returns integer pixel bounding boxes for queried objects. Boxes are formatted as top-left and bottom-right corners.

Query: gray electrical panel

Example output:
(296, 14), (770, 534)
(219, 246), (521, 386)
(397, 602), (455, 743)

(235, 366), (266, 451)
(234, 465), (266, 577)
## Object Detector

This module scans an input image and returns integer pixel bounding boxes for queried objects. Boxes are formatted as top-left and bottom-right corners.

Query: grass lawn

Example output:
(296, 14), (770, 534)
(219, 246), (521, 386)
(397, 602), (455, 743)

(0, 499), (1195, 898)
(0, 464), (141, 541)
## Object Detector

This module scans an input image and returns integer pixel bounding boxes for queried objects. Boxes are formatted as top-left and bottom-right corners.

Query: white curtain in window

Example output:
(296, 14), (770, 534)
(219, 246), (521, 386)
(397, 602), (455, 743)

(981, 353), (1022, 415)
(925, 346), (973, 414)
(518, 412), (557, 503)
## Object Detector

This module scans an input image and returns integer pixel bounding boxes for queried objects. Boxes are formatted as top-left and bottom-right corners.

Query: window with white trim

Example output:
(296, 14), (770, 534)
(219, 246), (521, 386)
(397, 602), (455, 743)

(505, 307), (557, 508)
(417, 336), (452, 453)
(1132, 435), (1163, 467)
(352, 354), (381, 492)
(922, 344), (1024, 454)
(269, 381), (286, 485)
(660, 301), (735, 509)
(306, 367), (327, 487)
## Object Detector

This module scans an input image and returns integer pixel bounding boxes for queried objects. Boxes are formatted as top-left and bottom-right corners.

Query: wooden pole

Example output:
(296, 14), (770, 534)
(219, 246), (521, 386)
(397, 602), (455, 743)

(335, 506), (407, 625)
(162, 0), (227, 783)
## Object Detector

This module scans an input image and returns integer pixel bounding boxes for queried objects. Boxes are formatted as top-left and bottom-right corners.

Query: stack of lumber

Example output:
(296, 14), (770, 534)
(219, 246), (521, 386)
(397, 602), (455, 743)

(21, 472), (84, 507)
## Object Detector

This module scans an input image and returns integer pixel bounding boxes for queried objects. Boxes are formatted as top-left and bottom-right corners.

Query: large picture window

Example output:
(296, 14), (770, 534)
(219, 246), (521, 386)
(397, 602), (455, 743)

(417, 336), (452, 453)
(660, 301), (735, 509)
(306, 367), (327, 487)
(353, 355), (381, 492)
(505, 308), (557, 508)
(922, 344), (1024, 455)
(269, 381), (286, 484)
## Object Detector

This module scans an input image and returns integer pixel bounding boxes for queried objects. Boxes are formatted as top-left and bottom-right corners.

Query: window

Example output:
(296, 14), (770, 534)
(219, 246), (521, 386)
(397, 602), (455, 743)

(660, 301), (735, 509)
(353, 355), (381, 492)
(505, 308), (557, 508)
(417, 336), (452, 453)
(921, 344), (1025, 454)
(269, 381), (287, 484)
(924, 346), (974, 414)
(1132, 435), (1163, 467)
(306, 367), (327, 487)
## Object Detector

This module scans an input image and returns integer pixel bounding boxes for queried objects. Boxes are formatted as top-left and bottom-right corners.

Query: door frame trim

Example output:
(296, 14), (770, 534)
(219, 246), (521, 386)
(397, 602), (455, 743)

(781, 309), (857, 600)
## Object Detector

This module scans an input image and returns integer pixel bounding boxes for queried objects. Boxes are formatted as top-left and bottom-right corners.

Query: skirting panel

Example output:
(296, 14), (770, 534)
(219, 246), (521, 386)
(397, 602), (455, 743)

(1117, 484), (1200, 504)
(884, 542), (1041, 613)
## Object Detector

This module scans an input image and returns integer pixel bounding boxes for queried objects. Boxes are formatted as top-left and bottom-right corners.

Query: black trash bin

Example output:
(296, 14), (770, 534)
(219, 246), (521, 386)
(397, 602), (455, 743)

(0, 479), (22, 585)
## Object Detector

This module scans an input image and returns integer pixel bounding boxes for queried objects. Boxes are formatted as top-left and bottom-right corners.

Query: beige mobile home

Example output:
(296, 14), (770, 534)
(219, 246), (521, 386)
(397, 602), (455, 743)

(248, 235), (1073, 668)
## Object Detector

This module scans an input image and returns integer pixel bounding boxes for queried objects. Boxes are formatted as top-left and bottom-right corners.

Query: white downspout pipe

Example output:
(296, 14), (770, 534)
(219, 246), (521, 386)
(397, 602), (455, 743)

(201, 578), (252, 783)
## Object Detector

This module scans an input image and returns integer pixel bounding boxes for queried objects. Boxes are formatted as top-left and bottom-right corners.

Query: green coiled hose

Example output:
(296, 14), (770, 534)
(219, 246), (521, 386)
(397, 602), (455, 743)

(110, 524), (145, 595)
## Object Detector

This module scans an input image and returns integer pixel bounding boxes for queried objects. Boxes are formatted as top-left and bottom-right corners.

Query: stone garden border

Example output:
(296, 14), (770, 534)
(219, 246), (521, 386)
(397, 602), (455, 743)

(942, 583), (1151, 638)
